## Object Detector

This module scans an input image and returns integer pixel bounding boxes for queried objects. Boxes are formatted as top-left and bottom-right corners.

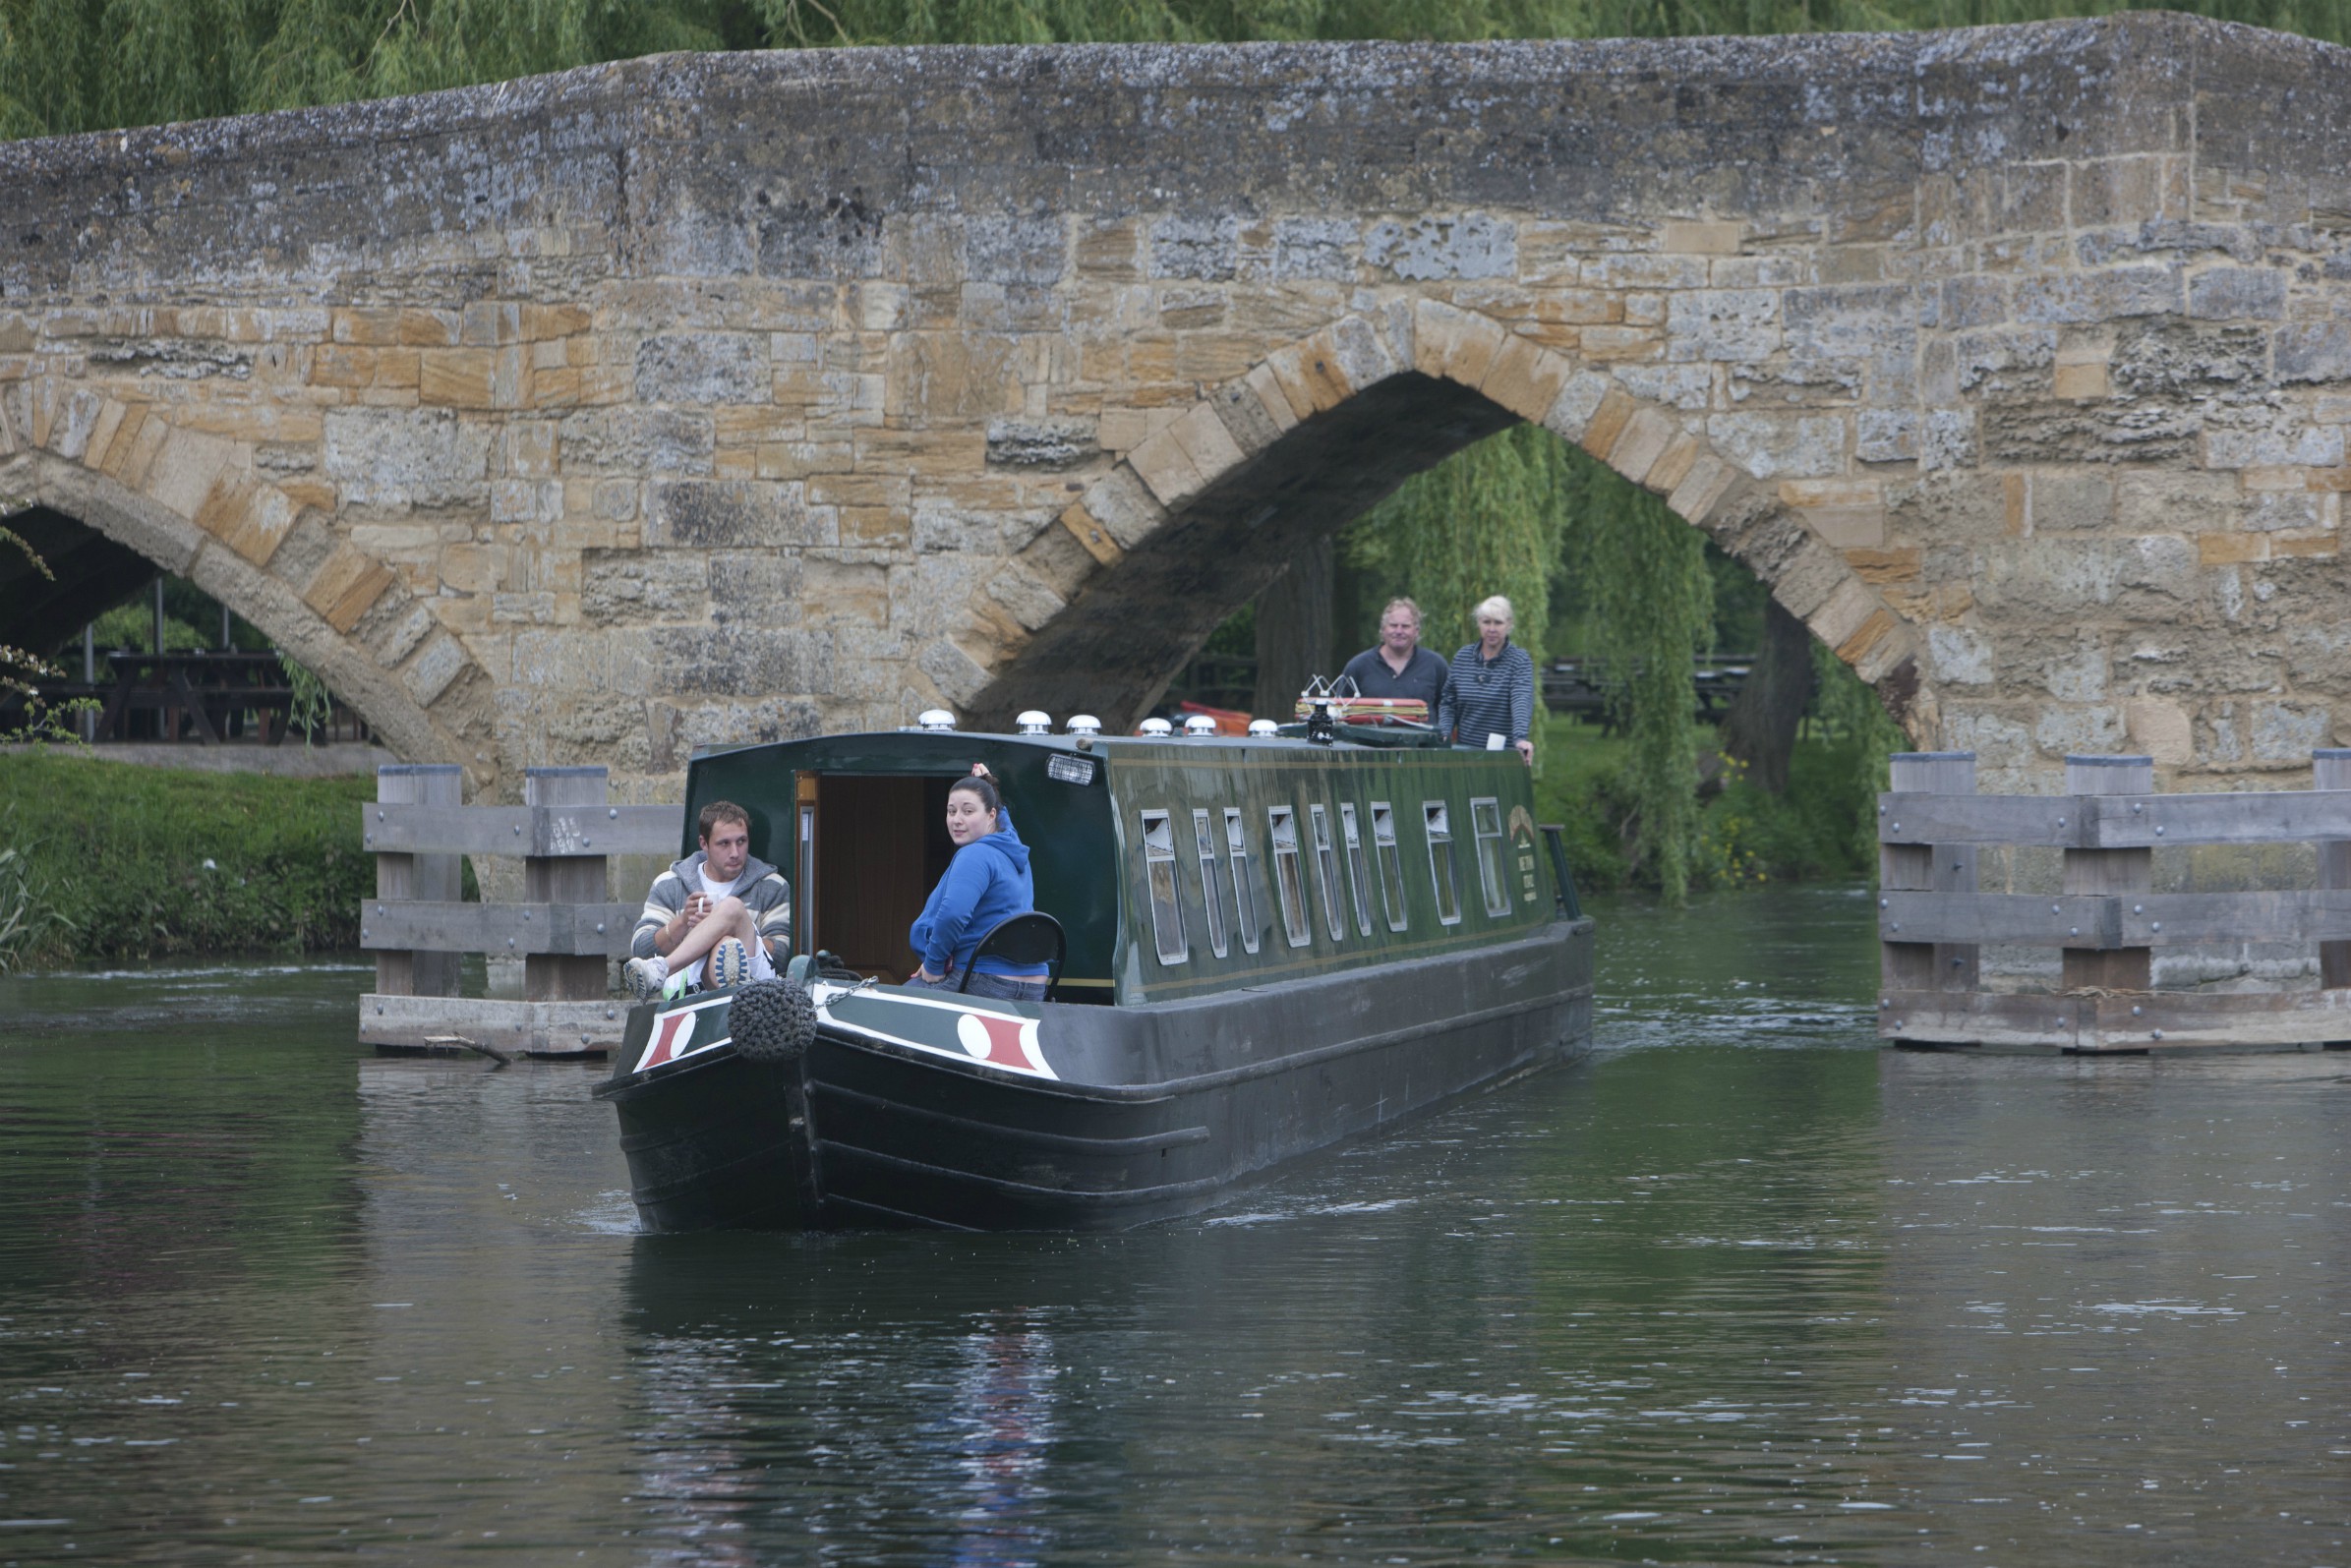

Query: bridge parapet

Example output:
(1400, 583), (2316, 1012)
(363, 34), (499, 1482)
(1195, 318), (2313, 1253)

(6, 14), (2351, 798)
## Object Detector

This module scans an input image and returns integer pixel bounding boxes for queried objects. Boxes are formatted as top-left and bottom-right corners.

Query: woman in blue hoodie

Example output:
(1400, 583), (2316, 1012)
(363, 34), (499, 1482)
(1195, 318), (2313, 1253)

(908, 769), (1050, 1002)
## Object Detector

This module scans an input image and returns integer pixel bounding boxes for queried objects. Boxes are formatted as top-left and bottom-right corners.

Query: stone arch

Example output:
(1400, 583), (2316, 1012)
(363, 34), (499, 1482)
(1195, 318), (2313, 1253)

(955, 302), (1927, 735)
(3, 378), (498, 784)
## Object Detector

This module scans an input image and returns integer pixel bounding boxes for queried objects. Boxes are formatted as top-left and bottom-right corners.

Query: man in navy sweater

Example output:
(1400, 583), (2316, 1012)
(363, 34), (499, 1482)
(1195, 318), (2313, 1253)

(1436, 595), (1537, 765)
(1337, 597), (1449, 715)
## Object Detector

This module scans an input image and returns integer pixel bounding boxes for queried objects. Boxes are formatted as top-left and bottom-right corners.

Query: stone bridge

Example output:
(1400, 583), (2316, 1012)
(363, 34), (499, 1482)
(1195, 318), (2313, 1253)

(7, 12), (2351, 798)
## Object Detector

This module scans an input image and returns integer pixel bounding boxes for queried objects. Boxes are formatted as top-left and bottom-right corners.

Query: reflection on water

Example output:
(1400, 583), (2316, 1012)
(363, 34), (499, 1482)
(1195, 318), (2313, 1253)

(0, 892), (2345, 1564)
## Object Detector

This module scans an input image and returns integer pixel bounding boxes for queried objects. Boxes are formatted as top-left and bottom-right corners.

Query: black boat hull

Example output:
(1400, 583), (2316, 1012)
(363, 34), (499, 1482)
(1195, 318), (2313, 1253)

(596, 917), (1594, 1232)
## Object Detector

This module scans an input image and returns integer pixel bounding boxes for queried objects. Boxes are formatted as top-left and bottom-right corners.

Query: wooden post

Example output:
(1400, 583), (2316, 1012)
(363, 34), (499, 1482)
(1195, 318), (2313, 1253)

(2319, 749), (2351, 991)
(374, 765), (462, 998)
(2063, 755), (2153, 1009)
(525, 766), (610, 1002)
(1883, 753), (1976, 1039)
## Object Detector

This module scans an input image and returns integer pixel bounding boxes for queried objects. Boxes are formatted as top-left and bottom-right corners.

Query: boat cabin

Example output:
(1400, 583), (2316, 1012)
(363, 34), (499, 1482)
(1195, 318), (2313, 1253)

(678, 727), (1572, 1007)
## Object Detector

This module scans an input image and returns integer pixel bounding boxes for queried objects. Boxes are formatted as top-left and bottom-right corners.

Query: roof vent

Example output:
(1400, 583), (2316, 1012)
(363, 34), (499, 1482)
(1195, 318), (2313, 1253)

(1016, 710), (1052, 735)
(1139, 717), (1174, 737)
(1182, 714), (1219, 737)
(916, 709), (956, 731)
(1247, 719), (1280, 737)
(1065, 714), (1102, 735)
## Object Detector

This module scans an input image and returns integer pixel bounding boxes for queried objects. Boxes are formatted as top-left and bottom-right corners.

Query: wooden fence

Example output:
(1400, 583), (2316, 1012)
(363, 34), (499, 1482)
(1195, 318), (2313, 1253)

(359, 764), (680, 1058)
(1880, 749), (2351, 1053)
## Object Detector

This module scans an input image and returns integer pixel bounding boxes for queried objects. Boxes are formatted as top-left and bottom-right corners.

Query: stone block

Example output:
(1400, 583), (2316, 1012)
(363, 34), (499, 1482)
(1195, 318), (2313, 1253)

(2126, 698), (2194, 763)
(1271, 218), (1359, 279)
(145, 425), (241, 519)
(1478, 335), (1570, 423)
(1804, 577), (1880, 651)
(633, 333), (768, 405)
(1166, 402), (1246, 492)
(1929, 624), (1994, 684)
(1365, 213), (1515, 280)
(206, 477), (298, 566)
(1541, 372), (1613, 444)
(419, 348), (498, 408)
(1058, 502), (1123, 566)
(1577, 388), (1637, 462)
(646, 480), (836, 549)
(1855, 409), (1917, 462)
(2187, 265), (2287, 319)
(1661, 220), (1742, 255)
(324, 406), (492, 506)
(1082, 466), (1168, 552)
(1127, 423), (1206, 508)
(2014, 264), (2181, 323)
(1413, 300), (1507, 389)
(1606, 406), (1679, 486)
(402, 631), (471, 707)
(581, 549), (708, 624)
(559, 407), (713, 477)
(1707, 413), (1843, 480)
(2053, 361), (2110, 400)
(1665, 289), (1780, 362)
(985, 417), (1096, 470)
(2275, 322), (2351, 383)
(1261, 335), (1352, 421)
(302, 543), (395, 633)
(652, 626), (834, 698)
(1149, 215), (1239, 281)
(1666, 454), (1737, 525)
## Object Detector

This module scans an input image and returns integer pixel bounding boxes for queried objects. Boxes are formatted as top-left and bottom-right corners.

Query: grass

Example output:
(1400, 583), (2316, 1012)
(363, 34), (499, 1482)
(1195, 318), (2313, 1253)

(0, 749), (376, 969)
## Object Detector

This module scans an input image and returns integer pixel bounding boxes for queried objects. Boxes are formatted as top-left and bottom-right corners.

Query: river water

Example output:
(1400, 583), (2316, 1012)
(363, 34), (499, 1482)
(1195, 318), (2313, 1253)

(1, 885), (2344, 1565)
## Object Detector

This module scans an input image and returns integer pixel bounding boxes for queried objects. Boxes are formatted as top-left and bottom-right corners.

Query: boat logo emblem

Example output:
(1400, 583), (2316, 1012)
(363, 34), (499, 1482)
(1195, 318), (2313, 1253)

(956, 1010), (1048, 1074)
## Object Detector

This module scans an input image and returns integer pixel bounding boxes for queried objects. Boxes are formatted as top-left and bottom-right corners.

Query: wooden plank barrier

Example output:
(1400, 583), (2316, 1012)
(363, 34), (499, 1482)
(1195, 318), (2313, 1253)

(357, 765), (681, 1059)
(1881, 750), (2351, 1054)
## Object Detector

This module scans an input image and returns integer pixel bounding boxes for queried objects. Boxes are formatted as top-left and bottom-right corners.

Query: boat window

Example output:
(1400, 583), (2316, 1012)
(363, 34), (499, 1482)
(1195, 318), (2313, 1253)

(1223, 807), (1263, 955)
(1266, 807), (1313, 948)
(1309, 804), (1346, 943)
(1470, 797), (1511, 918)
(1338, 804), (1374, 937)
(1423, 801), (1462, 926)
(1140, 810), (1187, 965)
(1370, 801), (1410, 932)
(1192, 808), (1229, 958)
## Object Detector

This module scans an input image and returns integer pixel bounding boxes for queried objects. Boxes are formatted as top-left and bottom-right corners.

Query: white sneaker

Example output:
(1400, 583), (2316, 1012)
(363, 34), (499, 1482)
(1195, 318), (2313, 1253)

(624, 955), (669, 1001)
(709, 938), (750, 991)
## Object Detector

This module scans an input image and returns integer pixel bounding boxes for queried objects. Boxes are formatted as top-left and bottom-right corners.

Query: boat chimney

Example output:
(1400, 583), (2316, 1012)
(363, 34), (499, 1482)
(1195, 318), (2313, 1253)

(1016, 710), (1053, 735)
(1065, 714), (1102, 736)
(1139, 718), (1174, 737)
(1182, 715), (1218, 737)
(916, 709), (957, 732)
(1247, 720), (1279, 738)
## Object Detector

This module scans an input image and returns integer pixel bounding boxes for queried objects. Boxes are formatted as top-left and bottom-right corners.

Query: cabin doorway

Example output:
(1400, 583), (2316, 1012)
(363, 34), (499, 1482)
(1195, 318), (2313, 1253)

(798, 773), (956, 983)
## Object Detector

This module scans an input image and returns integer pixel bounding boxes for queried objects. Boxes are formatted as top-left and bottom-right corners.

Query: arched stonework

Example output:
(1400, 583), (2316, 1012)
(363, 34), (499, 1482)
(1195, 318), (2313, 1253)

(956, 303), (1918, 733)
(4, 387), (497, 784)
(8, 12), (2351, 798)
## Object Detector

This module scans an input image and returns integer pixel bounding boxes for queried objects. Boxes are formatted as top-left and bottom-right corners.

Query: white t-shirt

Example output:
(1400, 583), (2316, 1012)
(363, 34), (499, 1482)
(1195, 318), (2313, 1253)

(678, 865), (772, 986)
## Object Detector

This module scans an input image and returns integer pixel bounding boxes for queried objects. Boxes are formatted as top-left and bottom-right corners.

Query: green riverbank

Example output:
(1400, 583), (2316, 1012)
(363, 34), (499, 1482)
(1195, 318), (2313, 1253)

(0, 750), (376, 968)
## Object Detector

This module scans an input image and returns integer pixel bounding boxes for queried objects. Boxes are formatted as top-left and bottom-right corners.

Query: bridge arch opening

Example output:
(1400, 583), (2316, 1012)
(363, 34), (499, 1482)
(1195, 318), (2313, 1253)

(962, 311), (1924, 742)
(5, 443), (492, 777)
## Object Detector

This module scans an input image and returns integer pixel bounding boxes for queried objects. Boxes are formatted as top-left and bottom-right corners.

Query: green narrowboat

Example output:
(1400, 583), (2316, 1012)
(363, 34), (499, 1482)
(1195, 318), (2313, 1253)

(593, 721), (1595, 1231)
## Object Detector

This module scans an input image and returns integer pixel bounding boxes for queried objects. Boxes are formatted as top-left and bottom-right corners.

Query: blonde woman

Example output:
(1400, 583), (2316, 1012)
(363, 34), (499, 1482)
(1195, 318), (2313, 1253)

(1435, 596), (1536, 765)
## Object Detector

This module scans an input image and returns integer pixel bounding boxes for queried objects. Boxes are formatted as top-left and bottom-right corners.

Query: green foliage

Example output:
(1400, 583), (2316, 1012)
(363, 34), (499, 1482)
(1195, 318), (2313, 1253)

(0, 750), (375, 964)
(0, 807), (76, 972)
(1558, 451), (1713, 900)
(280, 651), (334, 743)
(13, 0), (2351, 142)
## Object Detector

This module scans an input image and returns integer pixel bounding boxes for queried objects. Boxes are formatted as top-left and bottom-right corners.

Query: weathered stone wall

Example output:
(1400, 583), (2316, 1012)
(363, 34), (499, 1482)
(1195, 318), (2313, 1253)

(7, 13), (2351, 798)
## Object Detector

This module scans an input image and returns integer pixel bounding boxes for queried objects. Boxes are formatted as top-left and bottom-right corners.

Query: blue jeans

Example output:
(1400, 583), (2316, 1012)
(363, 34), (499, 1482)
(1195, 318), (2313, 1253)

(907, 970), (1047, 1003)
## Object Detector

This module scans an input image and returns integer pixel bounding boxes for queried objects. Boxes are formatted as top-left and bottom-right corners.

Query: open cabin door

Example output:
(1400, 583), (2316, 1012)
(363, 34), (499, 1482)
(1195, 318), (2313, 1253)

(803, 773), (955, 983)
